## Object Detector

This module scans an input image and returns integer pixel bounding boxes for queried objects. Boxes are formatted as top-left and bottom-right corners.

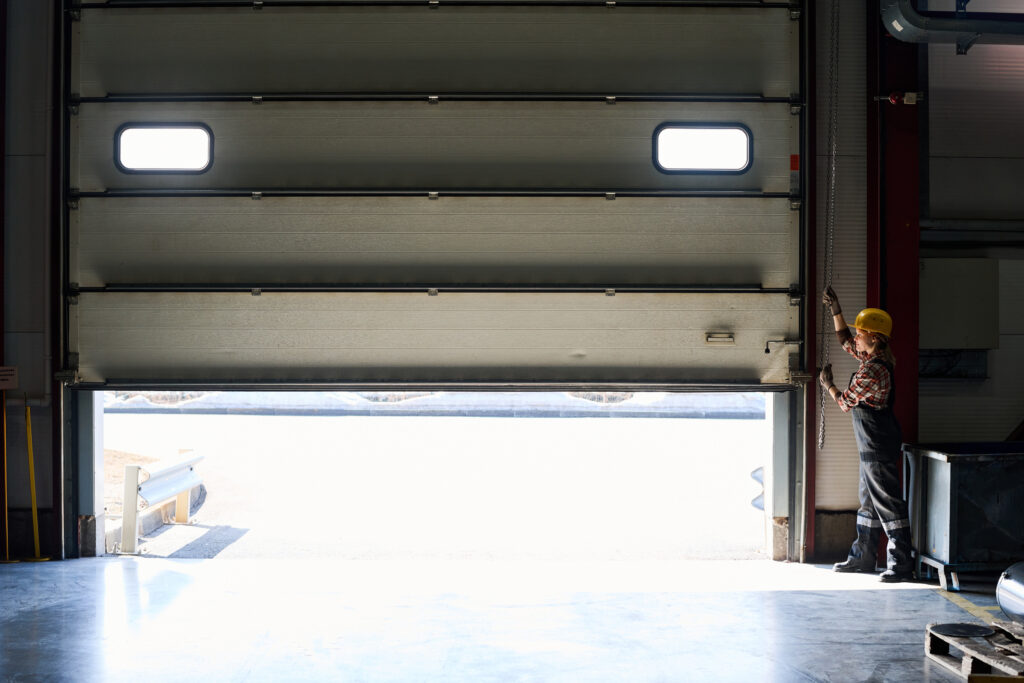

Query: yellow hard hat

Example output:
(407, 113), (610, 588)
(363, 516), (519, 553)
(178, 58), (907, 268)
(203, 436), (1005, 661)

(854, 308), (893, 338)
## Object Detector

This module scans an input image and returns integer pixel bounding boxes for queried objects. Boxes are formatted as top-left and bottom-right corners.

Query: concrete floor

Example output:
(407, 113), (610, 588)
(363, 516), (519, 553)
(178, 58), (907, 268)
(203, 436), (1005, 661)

(0, 558), (999, 682)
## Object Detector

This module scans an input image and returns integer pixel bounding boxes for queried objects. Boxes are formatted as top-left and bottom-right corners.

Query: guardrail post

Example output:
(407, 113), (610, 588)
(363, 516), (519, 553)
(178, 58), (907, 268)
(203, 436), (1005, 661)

(174, 489), (189, 524)
(121, 465), (141, 554)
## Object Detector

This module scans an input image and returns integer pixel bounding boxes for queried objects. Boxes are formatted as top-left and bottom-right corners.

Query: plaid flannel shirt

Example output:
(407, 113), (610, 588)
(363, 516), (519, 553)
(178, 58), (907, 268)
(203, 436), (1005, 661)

(835, 337), (892, 413)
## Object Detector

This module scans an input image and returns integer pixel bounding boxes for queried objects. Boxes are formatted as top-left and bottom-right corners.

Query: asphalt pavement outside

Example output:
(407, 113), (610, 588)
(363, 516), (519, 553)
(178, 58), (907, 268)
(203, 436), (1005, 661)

(103, 392), (771, 560)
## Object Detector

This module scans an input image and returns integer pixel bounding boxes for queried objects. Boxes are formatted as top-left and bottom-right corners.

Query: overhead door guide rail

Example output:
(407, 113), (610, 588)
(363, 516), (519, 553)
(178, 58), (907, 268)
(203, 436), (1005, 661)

(74, 284), (798, 295)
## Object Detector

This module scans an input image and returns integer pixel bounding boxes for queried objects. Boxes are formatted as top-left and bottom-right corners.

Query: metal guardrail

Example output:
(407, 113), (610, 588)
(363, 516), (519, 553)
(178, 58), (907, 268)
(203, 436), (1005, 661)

(120, 452), (204, 555)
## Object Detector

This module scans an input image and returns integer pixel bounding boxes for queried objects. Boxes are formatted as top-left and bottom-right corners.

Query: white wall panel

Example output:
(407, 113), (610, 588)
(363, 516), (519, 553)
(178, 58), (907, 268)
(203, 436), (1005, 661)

(813, 0), (867, 512)
(73, 196), (798, 288)
(76, 6), (798, 97)
(75, 292), (799, 385)
(74, 101), (796, 192)
(5, 0), (51, 156)
(919, 260), (1024, 442)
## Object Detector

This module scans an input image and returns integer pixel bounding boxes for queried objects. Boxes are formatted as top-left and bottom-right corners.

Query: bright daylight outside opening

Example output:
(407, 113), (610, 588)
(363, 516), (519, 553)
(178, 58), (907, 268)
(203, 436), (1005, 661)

(117, 126), (211, 171)
(655, 126), (750, 172)
(102, 392), (774, 561)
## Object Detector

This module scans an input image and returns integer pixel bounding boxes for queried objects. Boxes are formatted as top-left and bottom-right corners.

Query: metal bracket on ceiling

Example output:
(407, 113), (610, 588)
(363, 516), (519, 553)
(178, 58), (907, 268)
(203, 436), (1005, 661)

(788, 371), (813, 385)
(605, 96), (616, 105)
(428, 192), (440, 200)
(605, 1), (616, 8)
(604, 289), (615, 297)
(251, 288), (262, 297)
(427, 289), (439, 296)
(56, 361), (80, 386)
(252, 1), (264, 9)
(68, 9), (81, 22)
(605, 193), (616, 200)
(429, 0), (440, 8)
(790, 9), (801, 21)
(251, 192), (262, 200)
(789, 200), (801, 211)
(956, 33), (981, 54)
(428, 96), (439, 105)
(252, 96), (263, 105)
(68, 197), (79, 211)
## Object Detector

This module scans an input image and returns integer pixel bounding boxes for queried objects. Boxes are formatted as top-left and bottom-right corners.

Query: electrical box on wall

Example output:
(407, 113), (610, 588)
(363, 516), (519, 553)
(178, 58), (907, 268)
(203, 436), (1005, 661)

(919, 258), (999, 350)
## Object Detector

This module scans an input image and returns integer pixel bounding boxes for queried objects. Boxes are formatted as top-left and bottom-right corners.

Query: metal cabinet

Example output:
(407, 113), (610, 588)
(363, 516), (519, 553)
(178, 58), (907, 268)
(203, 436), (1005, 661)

(904, 442), (1024, 591)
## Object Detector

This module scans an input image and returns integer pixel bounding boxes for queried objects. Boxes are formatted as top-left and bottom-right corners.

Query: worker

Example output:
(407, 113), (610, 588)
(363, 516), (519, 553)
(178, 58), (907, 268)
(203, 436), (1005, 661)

(818, 287), (914, 582)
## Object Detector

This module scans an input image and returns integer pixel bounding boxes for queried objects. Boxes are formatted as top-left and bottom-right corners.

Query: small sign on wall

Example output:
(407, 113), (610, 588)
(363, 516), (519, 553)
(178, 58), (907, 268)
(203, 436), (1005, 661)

(0, 367), (18, 390)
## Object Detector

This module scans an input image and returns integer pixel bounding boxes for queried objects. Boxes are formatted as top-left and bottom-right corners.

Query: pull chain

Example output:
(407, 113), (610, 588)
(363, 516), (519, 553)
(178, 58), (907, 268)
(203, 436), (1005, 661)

(818, 0), (840, 449)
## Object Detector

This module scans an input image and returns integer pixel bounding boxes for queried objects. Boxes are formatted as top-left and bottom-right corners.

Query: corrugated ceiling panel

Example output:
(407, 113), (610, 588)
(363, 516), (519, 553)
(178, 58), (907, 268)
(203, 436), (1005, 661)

(76, 6), (798, 97)
(73, 196), (798, 288)
(74, 101), (796, 192)
(74, 292), (800, 385)
(929, 43), (1024, 218)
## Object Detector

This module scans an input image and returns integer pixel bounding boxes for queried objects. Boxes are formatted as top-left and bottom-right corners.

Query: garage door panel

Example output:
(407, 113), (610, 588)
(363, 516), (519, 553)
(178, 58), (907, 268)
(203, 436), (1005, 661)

(75, 292), (798, 385)
(74, 197), (798, 288)
(68, 4), (802, 388)
(75, 101), (796, 192)
(76, 6), (798, 97)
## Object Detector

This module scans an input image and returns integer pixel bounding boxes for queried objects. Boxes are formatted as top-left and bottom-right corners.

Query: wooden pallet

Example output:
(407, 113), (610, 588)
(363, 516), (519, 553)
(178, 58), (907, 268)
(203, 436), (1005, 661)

(926, 621), (1024, 679)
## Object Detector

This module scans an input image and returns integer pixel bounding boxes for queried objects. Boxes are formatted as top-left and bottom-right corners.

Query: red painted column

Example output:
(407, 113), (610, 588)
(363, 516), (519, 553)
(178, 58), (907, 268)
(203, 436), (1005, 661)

(870, 24), (920, 447)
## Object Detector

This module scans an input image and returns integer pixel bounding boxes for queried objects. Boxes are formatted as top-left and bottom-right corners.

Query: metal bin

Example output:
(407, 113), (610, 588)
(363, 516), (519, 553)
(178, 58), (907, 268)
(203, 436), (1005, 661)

(903, 442), (1024, 591)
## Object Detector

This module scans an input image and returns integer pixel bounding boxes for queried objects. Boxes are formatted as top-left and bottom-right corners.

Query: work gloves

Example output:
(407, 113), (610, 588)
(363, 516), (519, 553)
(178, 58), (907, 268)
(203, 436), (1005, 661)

(819, 364), (833, 388)
(822, 286), (842, 316)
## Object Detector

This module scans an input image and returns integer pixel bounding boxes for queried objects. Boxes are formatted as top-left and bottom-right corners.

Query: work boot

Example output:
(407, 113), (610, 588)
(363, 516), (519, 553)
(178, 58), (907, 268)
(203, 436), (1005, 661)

(832, 524), (880, 573)
(879, 568), (914, 583)
(879, 526), (914, 582)
(833, 557), (876, 573)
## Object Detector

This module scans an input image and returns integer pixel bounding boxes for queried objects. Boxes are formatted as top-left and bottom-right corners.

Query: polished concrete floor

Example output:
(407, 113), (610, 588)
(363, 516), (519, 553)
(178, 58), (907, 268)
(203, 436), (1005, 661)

(0, 558), (999, 682)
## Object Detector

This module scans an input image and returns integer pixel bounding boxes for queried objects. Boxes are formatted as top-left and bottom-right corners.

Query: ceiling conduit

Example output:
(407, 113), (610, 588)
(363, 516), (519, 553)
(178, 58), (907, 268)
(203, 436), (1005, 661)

(881, 0), (1024, 54)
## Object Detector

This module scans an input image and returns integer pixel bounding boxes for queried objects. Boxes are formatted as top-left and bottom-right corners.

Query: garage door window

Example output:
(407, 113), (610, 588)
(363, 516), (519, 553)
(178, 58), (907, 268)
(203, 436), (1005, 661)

(654, 124), (751, 173)
(116, 124), (213, 173)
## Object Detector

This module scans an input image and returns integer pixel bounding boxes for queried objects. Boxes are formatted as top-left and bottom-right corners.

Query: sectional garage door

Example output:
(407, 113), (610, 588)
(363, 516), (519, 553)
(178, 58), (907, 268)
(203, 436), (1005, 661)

(67, 2), (803, 388)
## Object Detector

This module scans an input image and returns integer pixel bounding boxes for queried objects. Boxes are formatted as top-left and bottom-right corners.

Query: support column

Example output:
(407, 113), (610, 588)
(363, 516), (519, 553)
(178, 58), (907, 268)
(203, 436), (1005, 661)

(869, 8), (921, 446)
(74, 391), (104, 556)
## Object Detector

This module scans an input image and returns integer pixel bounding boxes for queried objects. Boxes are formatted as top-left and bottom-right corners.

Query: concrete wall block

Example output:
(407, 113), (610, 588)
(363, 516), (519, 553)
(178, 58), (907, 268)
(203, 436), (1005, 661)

(2, 403), (53, 509)
(3, 156), (51, 332)
(3, 333), (51, 401)
(4, 0), (53, 156)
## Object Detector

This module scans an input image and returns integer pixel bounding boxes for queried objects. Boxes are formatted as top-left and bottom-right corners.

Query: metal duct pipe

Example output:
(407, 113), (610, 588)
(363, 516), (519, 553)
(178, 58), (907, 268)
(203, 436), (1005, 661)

(997, 562), (1024, 625)
(881, 0), (1024, 54)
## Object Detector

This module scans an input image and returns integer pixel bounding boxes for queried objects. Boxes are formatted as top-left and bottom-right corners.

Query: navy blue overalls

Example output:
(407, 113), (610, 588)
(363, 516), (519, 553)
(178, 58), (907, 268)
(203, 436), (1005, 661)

(844, 358), (913, 573)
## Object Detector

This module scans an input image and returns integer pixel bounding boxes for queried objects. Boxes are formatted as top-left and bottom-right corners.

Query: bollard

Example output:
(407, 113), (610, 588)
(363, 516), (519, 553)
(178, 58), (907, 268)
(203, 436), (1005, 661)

(121, 465), (142, 554)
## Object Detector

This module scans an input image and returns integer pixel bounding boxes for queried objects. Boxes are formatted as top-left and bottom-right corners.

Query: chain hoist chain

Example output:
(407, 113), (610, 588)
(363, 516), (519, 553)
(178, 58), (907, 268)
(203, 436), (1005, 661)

(818, 0), (840, 449)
